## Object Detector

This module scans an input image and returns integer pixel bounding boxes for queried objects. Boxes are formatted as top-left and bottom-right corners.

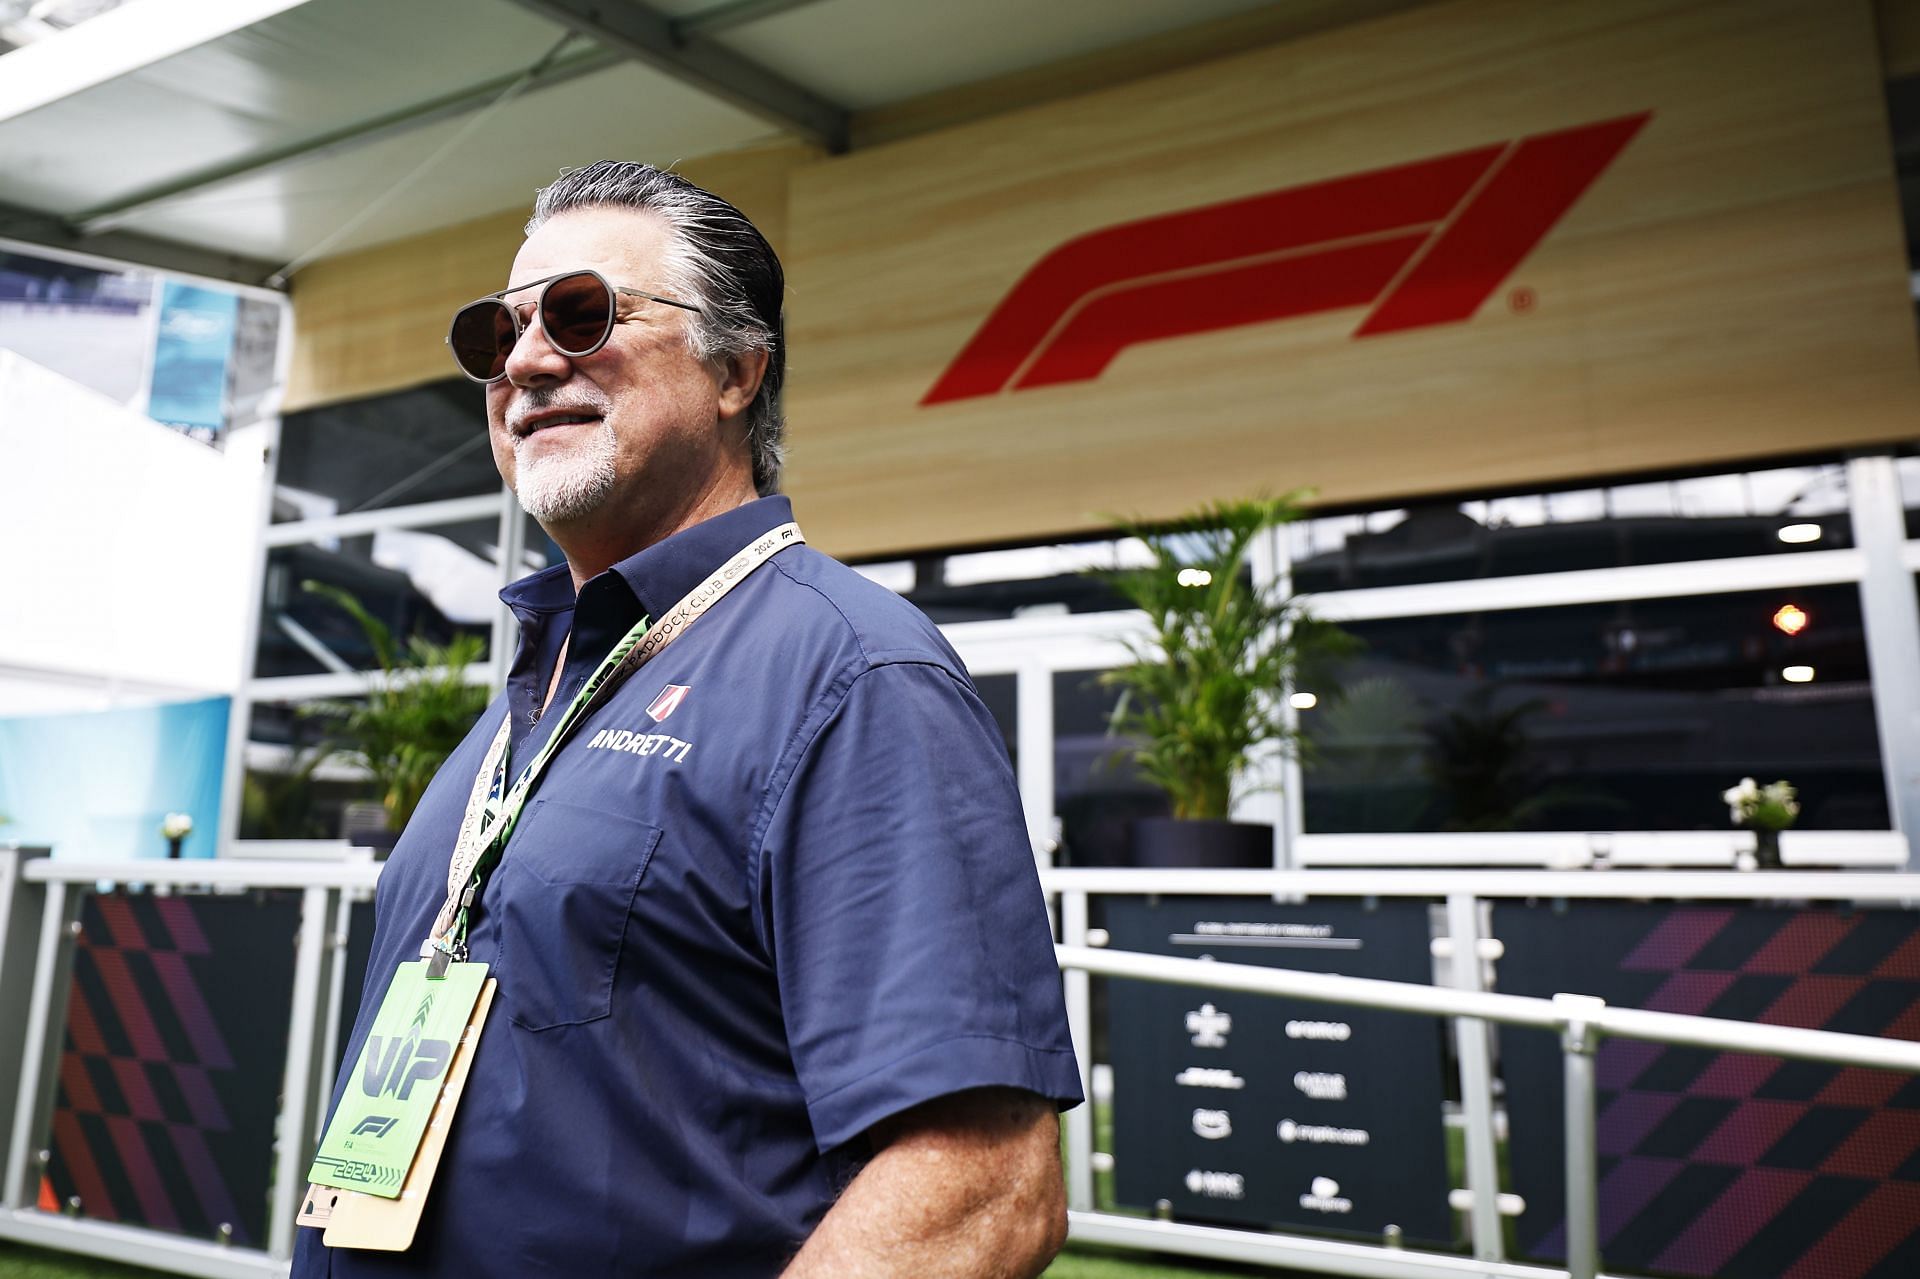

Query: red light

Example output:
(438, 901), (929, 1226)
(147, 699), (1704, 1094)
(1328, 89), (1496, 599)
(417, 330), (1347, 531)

(1773, 604), (1809, 636)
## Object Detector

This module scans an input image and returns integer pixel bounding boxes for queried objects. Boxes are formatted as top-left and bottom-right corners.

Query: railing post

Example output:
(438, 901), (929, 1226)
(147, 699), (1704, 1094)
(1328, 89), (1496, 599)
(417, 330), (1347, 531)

(1060, 889), (1095, 1213)
(5, 877), (80, 1211)
(267, 885), (334, 1259)
(1445, 894), (1504, 1262)
(0, 846), (50, 1208)
(1556, 992), (1606, 1279)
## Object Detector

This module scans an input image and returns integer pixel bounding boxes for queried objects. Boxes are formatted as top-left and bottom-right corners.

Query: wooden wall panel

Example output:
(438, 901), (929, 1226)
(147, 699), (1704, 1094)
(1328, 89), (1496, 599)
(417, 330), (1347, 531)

(1879, 0), (1920, 78)
(780, 0), (1920, 559)
(282, 141), (819, 412)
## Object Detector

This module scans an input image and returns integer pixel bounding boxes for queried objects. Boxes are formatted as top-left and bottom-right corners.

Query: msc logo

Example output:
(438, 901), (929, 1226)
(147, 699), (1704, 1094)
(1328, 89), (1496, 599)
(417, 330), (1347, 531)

(921, 112), (1650, 405)
(350, 1115), (400, 1138)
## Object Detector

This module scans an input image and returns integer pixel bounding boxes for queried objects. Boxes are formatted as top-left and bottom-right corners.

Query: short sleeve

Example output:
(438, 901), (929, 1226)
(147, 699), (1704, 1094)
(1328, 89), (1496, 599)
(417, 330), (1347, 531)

(758, 659), (1084, 1152)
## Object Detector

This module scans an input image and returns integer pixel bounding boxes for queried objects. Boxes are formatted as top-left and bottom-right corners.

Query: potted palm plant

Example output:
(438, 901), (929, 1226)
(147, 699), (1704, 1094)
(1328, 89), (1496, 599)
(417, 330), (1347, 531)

(1094, 495), (1354, 868)
(302, 582), (492, 849)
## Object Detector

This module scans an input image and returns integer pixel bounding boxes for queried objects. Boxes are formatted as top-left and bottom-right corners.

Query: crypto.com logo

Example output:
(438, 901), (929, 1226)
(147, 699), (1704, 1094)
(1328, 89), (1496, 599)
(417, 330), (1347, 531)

(920, 112), (1650, 406)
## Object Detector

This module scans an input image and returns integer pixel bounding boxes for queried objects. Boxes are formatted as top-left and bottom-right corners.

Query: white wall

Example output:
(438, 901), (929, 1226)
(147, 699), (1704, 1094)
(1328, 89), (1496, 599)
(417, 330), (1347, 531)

(0, 350), (266, 712)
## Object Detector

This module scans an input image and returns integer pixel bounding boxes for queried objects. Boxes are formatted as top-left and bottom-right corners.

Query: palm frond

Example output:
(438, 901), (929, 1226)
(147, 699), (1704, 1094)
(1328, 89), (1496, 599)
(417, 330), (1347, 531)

(1092, 495), (1356, 820)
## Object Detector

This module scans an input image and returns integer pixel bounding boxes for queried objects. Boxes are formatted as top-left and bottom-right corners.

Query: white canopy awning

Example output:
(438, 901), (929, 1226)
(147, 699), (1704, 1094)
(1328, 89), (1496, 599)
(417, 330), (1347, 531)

(0, 0), (1292, 286)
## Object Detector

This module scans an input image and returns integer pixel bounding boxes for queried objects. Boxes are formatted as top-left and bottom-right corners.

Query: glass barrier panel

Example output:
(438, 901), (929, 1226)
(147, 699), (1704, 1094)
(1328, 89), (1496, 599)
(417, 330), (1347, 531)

(1291, 463), (1851, 593)
(1300, 582), (1885, 832)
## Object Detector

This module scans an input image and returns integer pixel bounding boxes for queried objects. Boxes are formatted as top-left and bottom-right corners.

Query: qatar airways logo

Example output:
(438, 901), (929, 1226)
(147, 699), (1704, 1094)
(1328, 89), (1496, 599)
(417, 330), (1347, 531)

(921, 112), (1650, 405)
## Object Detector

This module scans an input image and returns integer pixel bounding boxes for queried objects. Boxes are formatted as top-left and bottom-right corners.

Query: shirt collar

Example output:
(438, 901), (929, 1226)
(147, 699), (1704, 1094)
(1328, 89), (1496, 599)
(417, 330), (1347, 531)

(613, 494), (795, 622)
(498, 494), (796, 625)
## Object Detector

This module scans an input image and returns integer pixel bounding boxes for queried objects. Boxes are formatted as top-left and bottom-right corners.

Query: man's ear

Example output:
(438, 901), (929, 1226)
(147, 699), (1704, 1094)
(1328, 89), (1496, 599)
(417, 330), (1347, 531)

(717, 348), (770, 422)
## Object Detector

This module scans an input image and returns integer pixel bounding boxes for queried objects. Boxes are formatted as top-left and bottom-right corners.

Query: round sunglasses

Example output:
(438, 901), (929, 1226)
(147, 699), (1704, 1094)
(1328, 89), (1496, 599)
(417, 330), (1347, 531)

(446, 268), (703, 384)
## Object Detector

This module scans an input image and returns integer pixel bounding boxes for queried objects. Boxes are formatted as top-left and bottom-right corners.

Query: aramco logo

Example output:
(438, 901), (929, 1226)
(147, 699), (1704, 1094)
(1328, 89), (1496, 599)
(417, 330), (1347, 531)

(920, 112), (1650, 405)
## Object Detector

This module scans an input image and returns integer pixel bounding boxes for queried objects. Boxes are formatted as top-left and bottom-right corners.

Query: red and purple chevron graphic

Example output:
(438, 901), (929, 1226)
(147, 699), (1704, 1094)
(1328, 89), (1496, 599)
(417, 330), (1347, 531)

(920, 112), (1650, 406)
(43, 892), (300, 1246)
(1499, 903), (1920, 1279)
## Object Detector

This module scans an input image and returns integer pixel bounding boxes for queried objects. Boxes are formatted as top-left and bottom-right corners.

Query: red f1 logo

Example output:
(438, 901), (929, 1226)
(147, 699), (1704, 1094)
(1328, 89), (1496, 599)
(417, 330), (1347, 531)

(646, 684), (690, 723)
(921, 112), (1650, 405)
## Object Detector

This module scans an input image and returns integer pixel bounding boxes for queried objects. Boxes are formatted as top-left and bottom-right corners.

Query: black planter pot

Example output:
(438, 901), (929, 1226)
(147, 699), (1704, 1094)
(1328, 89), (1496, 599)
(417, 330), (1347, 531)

(1128, 817), (1274, 869)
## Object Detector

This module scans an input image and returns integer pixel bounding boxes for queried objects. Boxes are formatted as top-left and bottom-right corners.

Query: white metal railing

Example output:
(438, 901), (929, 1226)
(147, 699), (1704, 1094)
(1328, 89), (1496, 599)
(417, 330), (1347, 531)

(0, 850), (385, 1277)
(1044, 867), (1920, 1279)
(1291, 830), (1911, 869)
(2, 853), (1917, 1279)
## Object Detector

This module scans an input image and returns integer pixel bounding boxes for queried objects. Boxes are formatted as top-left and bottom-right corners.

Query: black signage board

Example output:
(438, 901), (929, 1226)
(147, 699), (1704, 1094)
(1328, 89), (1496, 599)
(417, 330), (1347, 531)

(45, 890), (301, 1246)
(1106, 896), (1452, 1242)
(1495, 901), (1920, 1279)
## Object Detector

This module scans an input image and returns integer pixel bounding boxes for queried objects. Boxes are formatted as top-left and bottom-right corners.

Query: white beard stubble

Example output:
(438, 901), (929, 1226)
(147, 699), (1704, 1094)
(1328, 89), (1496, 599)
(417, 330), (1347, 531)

(511, 418), (619, 523)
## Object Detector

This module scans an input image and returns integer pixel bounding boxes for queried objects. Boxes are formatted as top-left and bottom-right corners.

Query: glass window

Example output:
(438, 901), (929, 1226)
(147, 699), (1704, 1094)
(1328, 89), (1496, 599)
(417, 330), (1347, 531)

(227, 296), (286, 432)
(973, 673), (1016, 769)
(254, 518), (501, 677)
(899, 541), (1143, 623)
(1301, 584), (1885, 832)
(239, 699), (376, 841)
(1054, 669), (1169, 865)
(1896, 454), (1920, 540)
(0, 248), (154, 405)
(1291, 463), (1851, 592)
(273, 377), (498, 520)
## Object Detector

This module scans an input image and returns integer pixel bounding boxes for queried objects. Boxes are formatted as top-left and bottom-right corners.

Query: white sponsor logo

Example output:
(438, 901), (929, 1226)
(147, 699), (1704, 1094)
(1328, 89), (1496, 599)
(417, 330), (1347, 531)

(586, 727), (693, 764)
(1184, 1169), (1245, 1200)
(1174, 1067), (1246, 1090)
(1299, 1176), (1353, 1215)
(1185, 1003), (1232, 1048)
(1278, 1119), (1370, 1146)
(1192, 920), (1335, 939)
(1286, 1019), (1352, 1041)
(1293, 1071), (1347, 1101)
(1191, 1109), (1232, 1140)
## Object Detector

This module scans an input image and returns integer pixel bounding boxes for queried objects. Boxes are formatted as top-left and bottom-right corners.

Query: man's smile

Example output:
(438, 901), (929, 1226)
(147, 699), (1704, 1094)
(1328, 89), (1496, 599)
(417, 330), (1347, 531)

(511, 408), (604, 439)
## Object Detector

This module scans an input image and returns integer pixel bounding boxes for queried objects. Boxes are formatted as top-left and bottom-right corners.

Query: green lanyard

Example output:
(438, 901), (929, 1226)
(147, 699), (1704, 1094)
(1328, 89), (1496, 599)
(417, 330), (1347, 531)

(421, 521), (804, 977)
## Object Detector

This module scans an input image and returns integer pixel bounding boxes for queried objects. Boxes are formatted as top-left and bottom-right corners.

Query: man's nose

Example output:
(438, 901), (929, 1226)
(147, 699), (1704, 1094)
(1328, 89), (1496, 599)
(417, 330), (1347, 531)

(502, 309), (572, 385)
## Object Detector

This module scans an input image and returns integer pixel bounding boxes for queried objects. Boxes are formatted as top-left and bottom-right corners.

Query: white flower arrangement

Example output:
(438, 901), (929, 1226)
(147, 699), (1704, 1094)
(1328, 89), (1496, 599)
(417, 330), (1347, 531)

(159, 812), (194, 840)
(1721, 777), (1799, 832)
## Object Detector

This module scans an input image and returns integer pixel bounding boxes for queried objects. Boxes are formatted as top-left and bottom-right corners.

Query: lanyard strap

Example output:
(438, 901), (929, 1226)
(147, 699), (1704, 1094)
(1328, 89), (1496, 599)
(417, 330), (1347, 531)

(420, 521), (804, 974)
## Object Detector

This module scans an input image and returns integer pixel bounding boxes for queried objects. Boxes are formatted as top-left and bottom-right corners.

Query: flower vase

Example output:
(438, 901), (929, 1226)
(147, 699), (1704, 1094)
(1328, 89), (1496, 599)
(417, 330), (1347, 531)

(166, 836), (183, 860)
(1753, 828), (1783, 870)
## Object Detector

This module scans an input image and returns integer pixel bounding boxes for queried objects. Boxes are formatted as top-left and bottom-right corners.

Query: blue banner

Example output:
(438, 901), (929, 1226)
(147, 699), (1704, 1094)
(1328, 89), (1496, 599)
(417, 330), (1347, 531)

(0, 696), (230, 859)
(147, 281), (238, 433)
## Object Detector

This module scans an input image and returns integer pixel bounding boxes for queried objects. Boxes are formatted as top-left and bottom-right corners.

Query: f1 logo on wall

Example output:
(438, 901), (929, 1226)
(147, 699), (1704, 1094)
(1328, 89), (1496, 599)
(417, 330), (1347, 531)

(921, 112), (1649, 405)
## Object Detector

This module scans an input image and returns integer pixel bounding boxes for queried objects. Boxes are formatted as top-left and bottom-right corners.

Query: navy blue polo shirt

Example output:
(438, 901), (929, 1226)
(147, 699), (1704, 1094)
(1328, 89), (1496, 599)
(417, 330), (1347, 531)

(294, 495), (1081, 1278)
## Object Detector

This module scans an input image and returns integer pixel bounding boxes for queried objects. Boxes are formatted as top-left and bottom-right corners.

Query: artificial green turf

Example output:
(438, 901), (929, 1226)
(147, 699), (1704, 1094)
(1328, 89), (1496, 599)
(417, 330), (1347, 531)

(0, 1243), (169, 1278)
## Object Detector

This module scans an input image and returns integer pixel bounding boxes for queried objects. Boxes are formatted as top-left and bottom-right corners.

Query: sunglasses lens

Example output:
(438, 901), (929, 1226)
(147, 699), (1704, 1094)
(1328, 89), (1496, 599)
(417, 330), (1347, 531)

(541, 271), (615, 356)
(450, 301), (515, 381)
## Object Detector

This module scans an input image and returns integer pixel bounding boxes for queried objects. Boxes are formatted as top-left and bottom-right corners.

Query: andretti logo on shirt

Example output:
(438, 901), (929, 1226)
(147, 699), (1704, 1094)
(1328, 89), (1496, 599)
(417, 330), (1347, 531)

(587, 727), (693, 763)
(646, 683), (691, 722)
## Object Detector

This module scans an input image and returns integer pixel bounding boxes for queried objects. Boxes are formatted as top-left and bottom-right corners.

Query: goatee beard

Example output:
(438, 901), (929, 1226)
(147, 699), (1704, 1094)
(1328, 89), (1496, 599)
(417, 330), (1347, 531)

(512, 418), (618, 523)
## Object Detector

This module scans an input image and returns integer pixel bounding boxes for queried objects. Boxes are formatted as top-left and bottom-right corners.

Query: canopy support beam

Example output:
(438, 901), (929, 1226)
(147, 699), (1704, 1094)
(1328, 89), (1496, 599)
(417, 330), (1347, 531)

(505, 0), (849, 152)
(0, 203), (281, 290)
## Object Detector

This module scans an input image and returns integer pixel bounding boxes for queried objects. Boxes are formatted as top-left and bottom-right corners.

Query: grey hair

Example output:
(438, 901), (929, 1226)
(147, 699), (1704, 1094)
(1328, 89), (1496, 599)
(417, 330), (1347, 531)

(526, 162), (787, 495)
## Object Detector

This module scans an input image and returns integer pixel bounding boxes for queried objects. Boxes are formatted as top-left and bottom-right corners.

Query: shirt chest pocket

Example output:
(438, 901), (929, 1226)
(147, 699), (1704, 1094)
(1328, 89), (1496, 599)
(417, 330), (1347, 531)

(494, 798), (662, 1031)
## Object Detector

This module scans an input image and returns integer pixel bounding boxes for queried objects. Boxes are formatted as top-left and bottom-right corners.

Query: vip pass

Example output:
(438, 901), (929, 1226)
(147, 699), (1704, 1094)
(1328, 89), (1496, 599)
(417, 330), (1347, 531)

(419, 524), (803, 975)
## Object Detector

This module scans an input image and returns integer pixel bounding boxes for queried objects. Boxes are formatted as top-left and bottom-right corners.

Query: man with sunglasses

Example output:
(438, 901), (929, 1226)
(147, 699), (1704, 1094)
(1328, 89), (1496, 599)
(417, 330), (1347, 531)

(295, 162), (1081, 1278)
